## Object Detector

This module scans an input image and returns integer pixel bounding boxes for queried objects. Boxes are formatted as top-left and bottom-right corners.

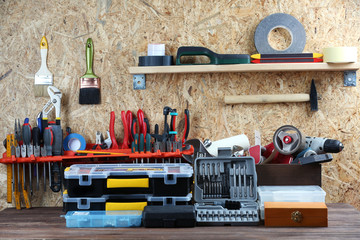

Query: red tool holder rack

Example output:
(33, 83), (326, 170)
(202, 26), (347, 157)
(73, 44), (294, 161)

(0, 144), (194, 166)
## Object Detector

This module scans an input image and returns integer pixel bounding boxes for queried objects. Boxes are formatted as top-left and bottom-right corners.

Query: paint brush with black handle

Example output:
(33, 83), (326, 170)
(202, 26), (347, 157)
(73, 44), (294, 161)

(79, 38), (101, 104)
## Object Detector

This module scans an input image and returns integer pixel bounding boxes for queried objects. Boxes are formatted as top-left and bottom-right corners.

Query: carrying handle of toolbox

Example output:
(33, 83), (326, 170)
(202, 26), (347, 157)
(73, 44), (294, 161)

(105, 202), (148, 211)
(107, 178), (149, 188)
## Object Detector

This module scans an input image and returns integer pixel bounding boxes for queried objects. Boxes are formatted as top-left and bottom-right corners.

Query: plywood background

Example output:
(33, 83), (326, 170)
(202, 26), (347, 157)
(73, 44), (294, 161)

(0, 0), (359, 210)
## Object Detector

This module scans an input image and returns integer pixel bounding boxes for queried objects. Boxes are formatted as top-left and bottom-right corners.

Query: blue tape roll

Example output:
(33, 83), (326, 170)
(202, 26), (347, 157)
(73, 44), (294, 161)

(63, 133), (86, 152)
(254, 13), (306, 54)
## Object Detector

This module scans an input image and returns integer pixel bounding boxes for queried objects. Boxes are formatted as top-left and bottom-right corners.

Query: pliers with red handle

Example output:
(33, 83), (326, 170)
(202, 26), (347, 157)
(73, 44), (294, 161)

(182, 109), (190, 144)
(120, 111), (129, 149)
(137, 109), (147, 137)
(109, 111), (119, 149)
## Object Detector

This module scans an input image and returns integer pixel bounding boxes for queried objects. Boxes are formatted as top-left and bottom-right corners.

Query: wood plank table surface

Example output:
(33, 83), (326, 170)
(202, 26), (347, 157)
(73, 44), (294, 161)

(0, 203), (359, 239)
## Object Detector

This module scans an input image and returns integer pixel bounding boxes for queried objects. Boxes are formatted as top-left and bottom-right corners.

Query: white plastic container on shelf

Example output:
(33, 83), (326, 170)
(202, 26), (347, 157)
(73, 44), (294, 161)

(257, 185), (326, 220)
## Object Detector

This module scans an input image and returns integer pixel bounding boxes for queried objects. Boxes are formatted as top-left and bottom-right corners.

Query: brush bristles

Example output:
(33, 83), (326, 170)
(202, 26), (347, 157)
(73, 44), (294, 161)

(79, 88), (101, 104)
(34, 84), (52, 97)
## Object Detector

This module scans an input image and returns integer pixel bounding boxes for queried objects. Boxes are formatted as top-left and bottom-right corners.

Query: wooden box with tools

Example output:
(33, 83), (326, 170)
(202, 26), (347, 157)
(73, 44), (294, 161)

(264, 202), (328, 227)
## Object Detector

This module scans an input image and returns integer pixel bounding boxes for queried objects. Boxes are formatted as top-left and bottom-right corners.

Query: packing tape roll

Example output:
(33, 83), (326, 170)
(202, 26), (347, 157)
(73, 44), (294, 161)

(254, 13), (306, 54)
(63, 133), (86, 152)
(323, 47), (357, 63)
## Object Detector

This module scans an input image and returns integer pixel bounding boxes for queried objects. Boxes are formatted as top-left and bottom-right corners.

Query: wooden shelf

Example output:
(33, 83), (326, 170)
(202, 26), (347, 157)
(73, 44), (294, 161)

(129, 62), (360, 75)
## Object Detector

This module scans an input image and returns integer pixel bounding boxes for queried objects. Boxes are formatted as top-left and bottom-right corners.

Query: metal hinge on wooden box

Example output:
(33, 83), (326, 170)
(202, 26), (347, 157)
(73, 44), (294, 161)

(264, 202), (328, 227)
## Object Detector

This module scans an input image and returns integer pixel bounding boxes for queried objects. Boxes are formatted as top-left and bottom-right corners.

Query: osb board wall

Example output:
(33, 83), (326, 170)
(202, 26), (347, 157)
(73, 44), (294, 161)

(0, 0), (359, 210)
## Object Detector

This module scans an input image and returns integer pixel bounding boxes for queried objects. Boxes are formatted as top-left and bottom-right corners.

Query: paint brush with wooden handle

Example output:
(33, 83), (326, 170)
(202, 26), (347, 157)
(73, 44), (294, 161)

(34, 36), (53, 97)
(79, 38), (101, 104)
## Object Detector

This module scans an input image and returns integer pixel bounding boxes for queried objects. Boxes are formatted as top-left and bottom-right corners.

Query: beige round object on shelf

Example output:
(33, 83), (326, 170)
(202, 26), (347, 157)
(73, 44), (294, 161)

(323, 47), (357, 63)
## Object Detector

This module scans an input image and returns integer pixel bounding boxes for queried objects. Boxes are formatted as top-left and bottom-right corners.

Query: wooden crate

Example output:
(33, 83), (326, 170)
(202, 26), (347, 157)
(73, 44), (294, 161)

(264, 202), (328, 227)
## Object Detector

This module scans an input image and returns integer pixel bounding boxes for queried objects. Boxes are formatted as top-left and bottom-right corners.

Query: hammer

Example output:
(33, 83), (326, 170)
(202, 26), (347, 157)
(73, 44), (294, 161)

(224, 79), (319, 111)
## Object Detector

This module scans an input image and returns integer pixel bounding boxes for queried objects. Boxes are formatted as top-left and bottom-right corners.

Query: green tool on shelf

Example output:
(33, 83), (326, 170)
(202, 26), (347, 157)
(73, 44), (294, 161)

(176, 46), (250, 65)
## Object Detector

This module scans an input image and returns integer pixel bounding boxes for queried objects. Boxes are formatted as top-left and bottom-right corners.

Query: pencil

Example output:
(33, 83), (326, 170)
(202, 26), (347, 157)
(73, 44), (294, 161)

(251, 53), (323, 59)
(251, 58), (323, 63)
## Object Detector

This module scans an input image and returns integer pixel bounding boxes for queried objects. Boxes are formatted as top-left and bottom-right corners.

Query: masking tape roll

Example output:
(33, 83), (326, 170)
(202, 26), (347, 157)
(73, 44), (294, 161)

(323, 47), (357, 63)
(254, 13), (306, 54)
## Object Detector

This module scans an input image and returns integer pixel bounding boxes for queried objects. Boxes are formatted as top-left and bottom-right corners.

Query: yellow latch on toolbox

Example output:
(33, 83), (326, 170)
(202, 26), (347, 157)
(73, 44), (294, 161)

(105, 202), (148, 211)
(107, 178), (149, 188)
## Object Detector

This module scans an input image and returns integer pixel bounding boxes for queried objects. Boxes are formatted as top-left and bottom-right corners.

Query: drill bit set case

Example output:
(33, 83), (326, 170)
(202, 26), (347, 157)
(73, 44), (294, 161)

(64, 163), (193, 197)
(194, 149), (259, 225)
(63, 192), (192, 212)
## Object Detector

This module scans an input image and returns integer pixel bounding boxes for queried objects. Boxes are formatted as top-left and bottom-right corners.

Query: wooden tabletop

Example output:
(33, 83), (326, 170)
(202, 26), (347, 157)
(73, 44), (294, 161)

(0, 203), (359, 239)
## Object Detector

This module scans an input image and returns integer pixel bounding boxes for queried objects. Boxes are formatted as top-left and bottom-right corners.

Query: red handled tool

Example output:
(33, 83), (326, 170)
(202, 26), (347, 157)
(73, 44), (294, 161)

(109, 111), (119, 149)
(137, 109), (147, 137)
(121, 111), (129, 149)
(182, 109), (190, 144)
(126, 111), (133, 143)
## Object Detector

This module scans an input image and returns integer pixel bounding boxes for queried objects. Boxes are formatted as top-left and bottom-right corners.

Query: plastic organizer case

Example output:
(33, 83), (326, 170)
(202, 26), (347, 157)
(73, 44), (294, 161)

(142, 205), (196, 228)
(63, 192), (192, 212)
(257, 185), (326, 220)
(64, 163), (193, 197)
(64, 210), (142, 228)
(193, 148), (259, 225)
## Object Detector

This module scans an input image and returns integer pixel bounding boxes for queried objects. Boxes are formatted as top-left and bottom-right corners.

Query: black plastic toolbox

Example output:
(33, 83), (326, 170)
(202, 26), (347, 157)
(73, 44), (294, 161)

(63, 192), (192, 212)
(142, 205), (196, 228)
(64, 164), (193, 197)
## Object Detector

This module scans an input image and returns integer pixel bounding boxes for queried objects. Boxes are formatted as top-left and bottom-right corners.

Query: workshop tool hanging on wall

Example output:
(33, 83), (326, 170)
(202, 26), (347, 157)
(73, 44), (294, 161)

(34, 36), (53, 97)
(109, 111), (119, 149)
(79, 38), (101, 104)
(176, 46), (250, 65)
(41, 86), (63, 192)
(225, 79), (319, 112)
(22, 121), (33, 195)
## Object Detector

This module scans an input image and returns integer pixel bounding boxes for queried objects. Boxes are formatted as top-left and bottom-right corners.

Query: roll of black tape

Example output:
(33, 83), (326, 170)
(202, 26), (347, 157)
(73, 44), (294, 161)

(139, 56), (173, 66)
(254, 13), (306, 54)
